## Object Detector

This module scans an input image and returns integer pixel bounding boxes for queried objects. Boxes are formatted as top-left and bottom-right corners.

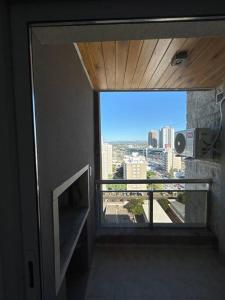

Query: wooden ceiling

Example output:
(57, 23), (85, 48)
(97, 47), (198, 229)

(75, 38), (225, 90)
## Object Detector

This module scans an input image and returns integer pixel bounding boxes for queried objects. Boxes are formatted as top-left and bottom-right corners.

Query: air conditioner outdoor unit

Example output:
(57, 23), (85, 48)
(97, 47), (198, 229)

(174, 128), (213, 159)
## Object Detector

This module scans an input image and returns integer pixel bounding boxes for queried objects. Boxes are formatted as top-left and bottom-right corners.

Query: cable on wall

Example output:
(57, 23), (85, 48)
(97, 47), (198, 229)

(203, 89), (225, 157)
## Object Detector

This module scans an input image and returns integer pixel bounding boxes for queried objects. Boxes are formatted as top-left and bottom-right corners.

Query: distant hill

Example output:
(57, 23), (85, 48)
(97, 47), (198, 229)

(108, 141), (147, 144)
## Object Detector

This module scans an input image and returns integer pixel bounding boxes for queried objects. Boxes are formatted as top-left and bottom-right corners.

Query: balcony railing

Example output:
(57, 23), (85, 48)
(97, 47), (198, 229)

(95, 179), (211, 228)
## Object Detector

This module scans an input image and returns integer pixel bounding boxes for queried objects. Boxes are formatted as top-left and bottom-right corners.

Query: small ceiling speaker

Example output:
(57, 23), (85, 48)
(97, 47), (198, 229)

(171, 51), (188, 66)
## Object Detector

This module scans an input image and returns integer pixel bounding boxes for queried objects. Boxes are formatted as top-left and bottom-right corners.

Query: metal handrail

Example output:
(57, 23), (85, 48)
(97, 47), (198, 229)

(99, 189), (209, 193)
(96, 178), (212, 185)
(96, 179), (210, 228)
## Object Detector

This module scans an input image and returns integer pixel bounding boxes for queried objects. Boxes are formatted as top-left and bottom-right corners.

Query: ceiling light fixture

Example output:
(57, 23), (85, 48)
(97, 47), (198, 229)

(171, 51), (188, 66)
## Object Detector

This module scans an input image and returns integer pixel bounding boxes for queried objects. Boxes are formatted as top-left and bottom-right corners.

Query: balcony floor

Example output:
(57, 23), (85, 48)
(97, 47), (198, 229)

(84, 244), (225, 300)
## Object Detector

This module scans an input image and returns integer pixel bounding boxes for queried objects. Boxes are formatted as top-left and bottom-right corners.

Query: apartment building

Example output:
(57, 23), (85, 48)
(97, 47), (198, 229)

(101, 142), (113, 179)
(123, 153), (147, 190)
(163, 149), (182, 173)
(159, 126), (175, 149)
(148, 130), (158, 148)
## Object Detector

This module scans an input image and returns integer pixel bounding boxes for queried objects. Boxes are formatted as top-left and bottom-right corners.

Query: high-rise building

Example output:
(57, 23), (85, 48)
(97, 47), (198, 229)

(101, 142), (113, 179)
(123, 153), (147, 190)
(148, 130), (158, 148)
(173, 153), (182, 171)
(159, 126), (175, 149)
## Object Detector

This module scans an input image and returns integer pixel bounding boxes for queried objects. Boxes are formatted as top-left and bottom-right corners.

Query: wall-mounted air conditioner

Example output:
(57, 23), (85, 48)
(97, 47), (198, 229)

(174, 128), (213, 159)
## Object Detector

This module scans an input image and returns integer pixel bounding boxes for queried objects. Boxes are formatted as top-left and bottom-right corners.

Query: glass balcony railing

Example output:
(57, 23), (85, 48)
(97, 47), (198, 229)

(96, 179), (211, 228)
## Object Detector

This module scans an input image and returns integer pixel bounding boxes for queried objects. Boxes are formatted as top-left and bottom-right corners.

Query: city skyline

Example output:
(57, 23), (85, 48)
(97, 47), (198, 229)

(100, 91), (186, 141)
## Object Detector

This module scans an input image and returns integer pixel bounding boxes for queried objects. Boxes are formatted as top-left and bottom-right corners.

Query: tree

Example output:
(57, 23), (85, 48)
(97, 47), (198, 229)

(127, 198), (144, 216)
(113, 166), (123, 179)
(157, 197), (170, 211)
(107, 184), (126, 191)
(147, 170), (157, 178)
(147, 170), (163, 190)
(177, 192), (186, 204)
(168, 167), (174, 178)
(152, 183), (163, 190)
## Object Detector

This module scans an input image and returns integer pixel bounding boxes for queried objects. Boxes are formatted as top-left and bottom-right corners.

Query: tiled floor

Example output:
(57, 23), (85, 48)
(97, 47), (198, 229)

(85, 244), (225, 300)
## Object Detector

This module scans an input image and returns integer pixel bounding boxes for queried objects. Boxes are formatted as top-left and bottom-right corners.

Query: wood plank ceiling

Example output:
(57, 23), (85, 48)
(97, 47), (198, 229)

(75, 38), (225, 90)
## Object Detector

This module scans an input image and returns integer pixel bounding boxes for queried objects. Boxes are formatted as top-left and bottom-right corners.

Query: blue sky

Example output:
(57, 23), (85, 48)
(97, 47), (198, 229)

(100, 91), (186, 141)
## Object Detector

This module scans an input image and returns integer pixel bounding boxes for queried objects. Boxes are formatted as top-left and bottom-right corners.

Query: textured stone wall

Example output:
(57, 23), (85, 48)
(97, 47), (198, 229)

(186, 89), (225, 257)
(185, 191), (207, 224)
(186, 90), (220, 130)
